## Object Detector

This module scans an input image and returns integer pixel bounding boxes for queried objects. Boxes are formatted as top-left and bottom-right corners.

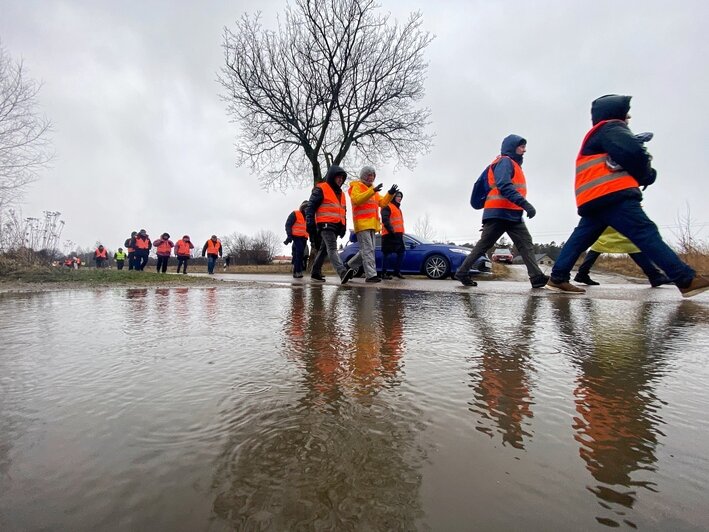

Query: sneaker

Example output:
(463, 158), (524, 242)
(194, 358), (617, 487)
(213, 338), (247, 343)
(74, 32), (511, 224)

(381, 273), (393, 280)
(311, 273), (326, 282)
(679, 275), (709, 298)
(455, 272), (477, 287)
(531, 274), (550, 288)
(393, 272), (405, 279)
(574, 273), (600, 286)
(365, 276), (382, 283)
(340, 269), (355, 285)
(354, 267), (365, 278)
(649, 275), (671, 287)
(545, 279), (586, 294)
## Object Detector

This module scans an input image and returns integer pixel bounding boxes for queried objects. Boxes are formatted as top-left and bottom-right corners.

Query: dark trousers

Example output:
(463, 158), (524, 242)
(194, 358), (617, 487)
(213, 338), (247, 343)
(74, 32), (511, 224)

(458, 219), (544, 281)
(551, 199), (694, 286)
(578, 249), (666, 283)
(116, 260), (125, 270)
(177, 257), (189, 274)
(127, 252), (135, 270)
(156, 255), (169, 273)
(134, 251), (149, 271)
(291, 237), (307, 274)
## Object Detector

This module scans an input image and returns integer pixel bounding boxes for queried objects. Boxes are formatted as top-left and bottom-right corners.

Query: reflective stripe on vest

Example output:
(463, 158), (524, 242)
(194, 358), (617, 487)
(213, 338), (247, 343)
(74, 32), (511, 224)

(483, 156), (526, 211)
(382, 204), (404, 235)
(135, 237), (150, 250)
(315, 182), (346, 224)
(575, 120), (639, 208)
(95, 248), (107, 259)
(348, 181), (380, 223)
(175, 240), (192, 256)
(292, 210), (309, 238)
(156, 240), (172, 255)
(207, 239), (221, 254)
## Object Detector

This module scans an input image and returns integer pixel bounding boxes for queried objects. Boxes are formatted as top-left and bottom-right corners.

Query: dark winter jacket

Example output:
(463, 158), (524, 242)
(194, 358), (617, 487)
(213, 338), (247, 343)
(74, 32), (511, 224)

(578, 94), (656, 216)
(305, 165), (348, 237)
(483, 134), (533, 223)
(285, 206), (308, 240)
(381, 193), (403, 234)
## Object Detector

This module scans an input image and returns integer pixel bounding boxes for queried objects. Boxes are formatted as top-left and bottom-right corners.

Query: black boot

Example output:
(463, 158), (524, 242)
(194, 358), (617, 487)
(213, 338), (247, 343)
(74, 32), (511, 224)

(574, 272), (599, 286)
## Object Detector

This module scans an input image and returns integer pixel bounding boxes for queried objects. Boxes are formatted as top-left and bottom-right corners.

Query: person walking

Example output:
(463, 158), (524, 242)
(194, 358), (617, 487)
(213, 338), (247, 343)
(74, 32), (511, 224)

(124, 231), (137, 270)
(346, 165), (398, 283)
(284, 201), (310, 278)
(202, 235), (222, 274)
(305, 165), (355, 284)
(381, 190), (406, 279)
(175, 235), (194, 274)
(456, 135), (549, 288)
(114, 247), (127, 270)
(153, 232), (174, 273)
(132, 229), (152, 271)
(574, 227), (671, 287)
(546, 94), (709, 297)
(94, 245), (108, 268)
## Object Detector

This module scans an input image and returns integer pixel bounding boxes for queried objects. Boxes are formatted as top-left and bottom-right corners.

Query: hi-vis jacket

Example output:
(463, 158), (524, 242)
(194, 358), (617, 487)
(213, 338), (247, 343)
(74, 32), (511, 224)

(483, 156), (526, 211)
(348, 180), (393, 232)
(315, 182), (346, 225)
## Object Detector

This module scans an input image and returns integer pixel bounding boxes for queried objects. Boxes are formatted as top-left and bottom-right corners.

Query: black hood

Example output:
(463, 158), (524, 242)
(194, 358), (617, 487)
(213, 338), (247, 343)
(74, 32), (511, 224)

(591, 94), (631, 125)
(392, 191), (403, 206)
(500, 134), (526, 164)
(324, 165), (347, 192)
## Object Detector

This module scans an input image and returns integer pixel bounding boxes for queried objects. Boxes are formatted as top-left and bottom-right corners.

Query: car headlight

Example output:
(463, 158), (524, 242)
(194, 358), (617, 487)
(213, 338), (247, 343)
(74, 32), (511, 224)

(450, 249), (470, 255)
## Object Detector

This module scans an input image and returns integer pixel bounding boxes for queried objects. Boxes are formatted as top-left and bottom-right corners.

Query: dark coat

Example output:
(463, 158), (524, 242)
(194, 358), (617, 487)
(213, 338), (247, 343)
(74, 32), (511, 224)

(305, 165), (348, 237)
(482, 134), (530, 223)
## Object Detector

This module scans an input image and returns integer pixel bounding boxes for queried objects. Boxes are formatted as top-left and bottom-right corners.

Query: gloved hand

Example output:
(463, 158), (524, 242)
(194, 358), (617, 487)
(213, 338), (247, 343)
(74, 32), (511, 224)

(307, 224), (316, 237)
(373, 183), (383, 192)
(523, 202), (536, 219)
(388, 184), (399, 195)
(283, 237), (293, 245)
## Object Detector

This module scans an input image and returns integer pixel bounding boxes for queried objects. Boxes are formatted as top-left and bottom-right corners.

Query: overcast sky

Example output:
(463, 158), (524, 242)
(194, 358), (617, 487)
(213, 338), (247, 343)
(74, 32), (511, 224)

(1, 0), (708, 254)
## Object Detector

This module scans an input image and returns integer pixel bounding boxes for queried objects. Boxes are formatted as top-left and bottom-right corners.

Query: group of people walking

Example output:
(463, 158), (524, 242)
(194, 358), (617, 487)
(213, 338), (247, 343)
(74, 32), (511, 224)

(286, 94), (708, 299)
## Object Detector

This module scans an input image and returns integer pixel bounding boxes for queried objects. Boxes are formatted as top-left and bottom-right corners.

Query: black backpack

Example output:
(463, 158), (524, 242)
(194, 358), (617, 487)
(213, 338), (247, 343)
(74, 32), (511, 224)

(470, 167), (491, 209)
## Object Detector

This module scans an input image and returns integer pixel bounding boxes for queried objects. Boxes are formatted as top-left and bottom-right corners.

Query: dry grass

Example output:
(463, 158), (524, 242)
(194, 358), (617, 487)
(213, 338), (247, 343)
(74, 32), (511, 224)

(591, 249), (708, 277)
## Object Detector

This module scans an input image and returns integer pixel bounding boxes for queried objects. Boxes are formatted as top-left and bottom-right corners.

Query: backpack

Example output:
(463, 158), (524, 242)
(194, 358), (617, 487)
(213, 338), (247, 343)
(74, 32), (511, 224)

(470, 167), (491, 209)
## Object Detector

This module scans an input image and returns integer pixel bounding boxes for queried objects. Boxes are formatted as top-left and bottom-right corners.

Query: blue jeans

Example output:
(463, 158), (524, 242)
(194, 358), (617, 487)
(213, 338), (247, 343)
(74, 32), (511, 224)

(207, 255), (218, 274)
(551, 199), (694, 287)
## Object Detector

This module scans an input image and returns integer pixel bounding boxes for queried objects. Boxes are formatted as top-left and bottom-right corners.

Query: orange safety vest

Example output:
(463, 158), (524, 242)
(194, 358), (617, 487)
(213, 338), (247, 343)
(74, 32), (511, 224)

(483, 156), (527, 211)
(292, 210), (309, 238)
(175, 240), (192, 256)
(382, 203), (404, 235)
(348, 181), (381, 224)
(134, 237), (150, 250)
(315, 182), (346, 225)
(575, 120), (640, 208)
(155, 239), (172, 255)
(94, 248), (107, 259)
(206, 239), (221, 255)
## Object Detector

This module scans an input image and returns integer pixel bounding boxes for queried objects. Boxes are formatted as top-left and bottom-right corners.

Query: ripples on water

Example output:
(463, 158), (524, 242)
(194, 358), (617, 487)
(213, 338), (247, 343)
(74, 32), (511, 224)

(1, 287), (708, 530)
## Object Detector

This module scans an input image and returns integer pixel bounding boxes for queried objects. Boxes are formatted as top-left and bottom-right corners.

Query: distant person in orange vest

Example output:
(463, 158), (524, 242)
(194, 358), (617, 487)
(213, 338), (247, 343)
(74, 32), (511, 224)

(202, 235), (222, 274)
(346, 165), (398, 283)
(131, 229), (152, 271)
(114, 247), (127, 270)
(124, 231), (137, 270)
(546, 94), (709, 298)
(174, 235), (194, 274)
(73, 255), (81, 269)
(380, 190), (406, 279)
(305, 165), (355, 284)
(153, 232), (174, 273)
(284, 201), (310, 278)
(94, 245), (108, 268)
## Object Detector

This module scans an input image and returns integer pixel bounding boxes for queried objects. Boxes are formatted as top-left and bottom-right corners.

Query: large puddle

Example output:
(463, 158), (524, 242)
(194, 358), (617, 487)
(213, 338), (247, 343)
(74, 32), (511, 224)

(1, 286), (708, 530)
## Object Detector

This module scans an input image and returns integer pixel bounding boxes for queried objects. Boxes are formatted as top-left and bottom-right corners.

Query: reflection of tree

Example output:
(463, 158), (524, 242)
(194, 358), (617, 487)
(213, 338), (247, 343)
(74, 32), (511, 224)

(463, 295), (538, 450)
(212, 287), (425, 529)
(550, 298), (708, 527)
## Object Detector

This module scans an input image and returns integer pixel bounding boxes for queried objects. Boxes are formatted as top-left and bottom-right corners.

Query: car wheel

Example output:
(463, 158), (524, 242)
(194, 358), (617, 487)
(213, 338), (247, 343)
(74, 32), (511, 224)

(423, 254), (450, 279)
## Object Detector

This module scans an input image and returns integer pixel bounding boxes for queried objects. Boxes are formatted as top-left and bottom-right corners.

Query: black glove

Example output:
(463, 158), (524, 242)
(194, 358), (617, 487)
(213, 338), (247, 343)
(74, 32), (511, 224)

(523, 202), (536, 219)
(283, 237), (293, 245)
(338, 226), (346, 238)
(373, 183), (383, 192)
(307, 224), (316, 236)
(388, 184), (399, 195)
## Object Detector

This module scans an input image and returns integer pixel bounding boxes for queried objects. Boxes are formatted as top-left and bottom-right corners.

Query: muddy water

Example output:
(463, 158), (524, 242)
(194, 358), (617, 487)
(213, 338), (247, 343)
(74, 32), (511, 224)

(1, 286), (708, 530)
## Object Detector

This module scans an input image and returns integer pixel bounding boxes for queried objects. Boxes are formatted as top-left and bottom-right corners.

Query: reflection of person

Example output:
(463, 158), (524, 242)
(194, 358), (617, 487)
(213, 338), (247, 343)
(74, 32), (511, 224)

(574, 227), (670, 287)
(346, 165), (397, 283)
(202, 235), (222, 275)
(153, 232), (174, 273)
(94, 245), (108, 268)
(306, 165), (354, 284)
(284, 201), (310, 278)
(456, 135), (548, 289)
(131, 229), (152, 271)
(381, 190), (406, 279)
(113, 247), (126, 270)
(547, 94), (709, 297)
(175, 235), (194, 274)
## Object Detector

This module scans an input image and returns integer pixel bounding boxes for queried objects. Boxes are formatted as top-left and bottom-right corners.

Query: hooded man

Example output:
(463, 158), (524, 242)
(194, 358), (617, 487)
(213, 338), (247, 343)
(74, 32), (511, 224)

(202, 235), (222, 275)
(380, 190), (406, 279)
(546, 94), (709, 297)
(285, 200), (310, 278)
(305, 165), (355, 284)
(456, 134), (548, 288)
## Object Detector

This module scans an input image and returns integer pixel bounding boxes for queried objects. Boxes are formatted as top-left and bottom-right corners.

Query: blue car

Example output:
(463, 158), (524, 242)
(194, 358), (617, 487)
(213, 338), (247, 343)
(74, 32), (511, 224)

(339, 233), (492, 280)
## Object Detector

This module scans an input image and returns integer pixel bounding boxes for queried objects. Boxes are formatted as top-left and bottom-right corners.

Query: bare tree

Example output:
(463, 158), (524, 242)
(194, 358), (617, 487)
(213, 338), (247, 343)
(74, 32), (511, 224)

(252, 229), (280, 263)
(219, 0), (434, 189)
(0, 43), (52, 210)
(412, 212), (436, 241)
